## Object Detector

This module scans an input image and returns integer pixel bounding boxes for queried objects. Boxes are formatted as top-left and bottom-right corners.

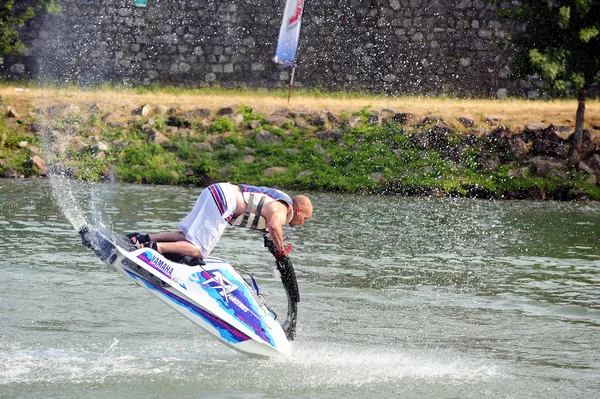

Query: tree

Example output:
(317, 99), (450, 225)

(0, 0), (60, 65)
(496, 0), (600, 165)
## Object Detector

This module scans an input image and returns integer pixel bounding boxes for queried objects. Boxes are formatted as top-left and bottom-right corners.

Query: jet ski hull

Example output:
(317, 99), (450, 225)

(80, 225), (291, 358)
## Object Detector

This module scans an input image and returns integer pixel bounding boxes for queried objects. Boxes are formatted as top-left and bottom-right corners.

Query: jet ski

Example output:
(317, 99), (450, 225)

(79, 224), (299, 358)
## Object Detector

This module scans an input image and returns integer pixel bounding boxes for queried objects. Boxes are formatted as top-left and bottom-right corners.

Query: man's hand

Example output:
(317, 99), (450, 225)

(275, 244), (292, 261)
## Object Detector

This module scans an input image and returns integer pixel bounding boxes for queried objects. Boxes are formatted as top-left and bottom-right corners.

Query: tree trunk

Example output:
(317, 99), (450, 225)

(568, 89), (587, 166)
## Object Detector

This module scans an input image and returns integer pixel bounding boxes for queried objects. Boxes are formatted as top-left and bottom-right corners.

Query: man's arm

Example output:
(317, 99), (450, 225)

(265, 201), (290, 252)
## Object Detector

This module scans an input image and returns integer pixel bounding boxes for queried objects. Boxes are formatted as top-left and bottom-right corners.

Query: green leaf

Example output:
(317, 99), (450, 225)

(558, 6), (570, 29)
(579, 26), (599, 43)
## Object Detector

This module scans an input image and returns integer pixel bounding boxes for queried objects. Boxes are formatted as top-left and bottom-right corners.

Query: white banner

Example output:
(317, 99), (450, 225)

(274, 0), (305, 67)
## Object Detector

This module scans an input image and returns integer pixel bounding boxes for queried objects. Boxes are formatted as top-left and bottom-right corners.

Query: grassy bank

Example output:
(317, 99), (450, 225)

(1, 84), (600, 200)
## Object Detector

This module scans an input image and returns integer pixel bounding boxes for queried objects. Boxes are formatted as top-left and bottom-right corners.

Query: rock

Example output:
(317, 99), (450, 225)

(294, 117), (315, 131)
(217, 105), (239, 116)
(242, 154), (255, 163)
(224, 144), (237, 153)
(585, 174), (597, 185)
(24, 155), (47, 174)
(585, 154), (600, 174)
(5, 117), (19, 129)
(313, 144), (326, 154)
(264, 166), (287, 176)
(457, 116), (475, 128)
(181, 108), (212, 120)
(532, 138), (568, 158)
(132, 104), (152, 117)
(264, 114), (290, 127)
(392, 112), (420, 126)
(255, 130), (282, 145)
(478, 151), (502, 171)
(582, 129), (600, 158)
(369, 172), (385, 183)
(227, 113), (245, 127)
(145, 128), (170, 144)
(507, 134), (531, 160)
(528, 156), (568, 178)
(327, 111), (342, 126)
(421, 115), (444, 125)
(316, 129), (345, 141)
(5, 106), (20, 119)
(248, 120), (261, 129)
(95, 141), (109, 151)
(3, 169), (23, 178)
(194, 142), (214, 151)
(555, 125), (573, 140)
(578, 161), (595, 175)
(525, 122), (549, 133)
(341, 116), (362, 128)
(47, 103), (81, 116)
(297, 170), (312, 178)
(302, 110), (329, 127)
(485, 116), (507, 125)
(367, 111), (381, 126)
(70, 137), (88, 152)
(508, 167), (528, 179)
(154, 104), (169, 116)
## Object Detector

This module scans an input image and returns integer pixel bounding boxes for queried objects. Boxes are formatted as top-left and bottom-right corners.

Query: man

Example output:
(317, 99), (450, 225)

(128, 182), (312, 260)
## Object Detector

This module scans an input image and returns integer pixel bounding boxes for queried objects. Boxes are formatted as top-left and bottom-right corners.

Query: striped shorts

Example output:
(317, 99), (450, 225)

(178, 183), (238, 258)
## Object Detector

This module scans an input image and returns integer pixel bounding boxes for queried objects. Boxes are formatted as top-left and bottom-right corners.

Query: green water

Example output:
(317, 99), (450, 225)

(0, 179), (598, 398)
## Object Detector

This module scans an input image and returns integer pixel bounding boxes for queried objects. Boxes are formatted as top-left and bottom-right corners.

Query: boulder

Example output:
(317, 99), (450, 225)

(528, 156), (568, 178)
(392, 112), (420, 125)
(582, 129), (600, 158)
(242, 154), (255, 163)
(131, 104), (152, 117)
(421, 115), (445, 125)
(145, 128), (170, 144)
(585, 174), (598, 185)
(154, 104), (169, 116)
(585, 154), (600, 174)
(507, 134), (531, 160)
(264, 113), (291, 127)
(227, 113), (245, 127)
(181, 108), (212, 120)
(255, 130), (282, 145)
(5, 105), (20, 119)
(316, 129), (345, 141)
(264, 166), (287, 176)
(525, 122), (549, 133)
(194, 142), (214, 152)
(217, 105), (239, 116)
(24, 155), (47, 174)
(578, 161), (595, 175)
(369, 172), (385, 183)
(457, 116), (475, 128)
(4, 169), (23, 178)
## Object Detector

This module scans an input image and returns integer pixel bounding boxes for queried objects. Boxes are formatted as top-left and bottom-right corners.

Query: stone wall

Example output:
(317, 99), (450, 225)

(1, 0), (534, 97)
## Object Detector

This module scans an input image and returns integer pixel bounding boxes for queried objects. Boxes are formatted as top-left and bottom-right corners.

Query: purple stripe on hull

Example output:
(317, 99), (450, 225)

(125, 269), (251, 344)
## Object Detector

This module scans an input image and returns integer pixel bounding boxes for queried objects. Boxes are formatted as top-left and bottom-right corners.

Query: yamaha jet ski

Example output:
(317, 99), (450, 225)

(79, 224), (299, 358)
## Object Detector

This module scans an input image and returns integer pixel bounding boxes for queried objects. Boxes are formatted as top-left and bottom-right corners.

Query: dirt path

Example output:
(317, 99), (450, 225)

(2, 85), (599, 129)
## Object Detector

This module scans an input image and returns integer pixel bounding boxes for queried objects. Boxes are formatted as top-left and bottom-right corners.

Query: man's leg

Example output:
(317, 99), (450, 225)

(150, 231), (186, 242)
(155, 241), (202, 258)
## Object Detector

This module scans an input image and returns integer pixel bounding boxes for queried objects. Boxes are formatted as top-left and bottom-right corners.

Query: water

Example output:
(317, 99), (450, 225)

(1, 179), (599, 398)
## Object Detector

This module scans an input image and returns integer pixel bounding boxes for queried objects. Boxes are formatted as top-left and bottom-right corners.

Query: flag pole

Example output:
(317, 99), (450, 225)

(287, 65), (296, 104)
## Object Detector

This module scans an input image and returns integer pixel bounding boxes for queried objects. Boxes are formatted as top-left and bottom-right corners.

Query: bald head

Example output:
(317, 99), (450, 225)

(290, 195), (313, 226)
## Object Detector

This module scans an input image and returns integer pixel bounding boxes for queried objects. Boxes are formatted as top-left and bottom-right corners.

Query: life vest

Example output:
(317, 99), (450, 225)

(232, 184), (293, 231)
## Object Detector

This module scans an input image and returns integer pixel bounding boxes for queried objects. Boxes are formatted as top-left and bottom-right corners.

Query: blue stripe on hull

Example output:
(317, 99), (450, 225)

(125, 269), (252, 344)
